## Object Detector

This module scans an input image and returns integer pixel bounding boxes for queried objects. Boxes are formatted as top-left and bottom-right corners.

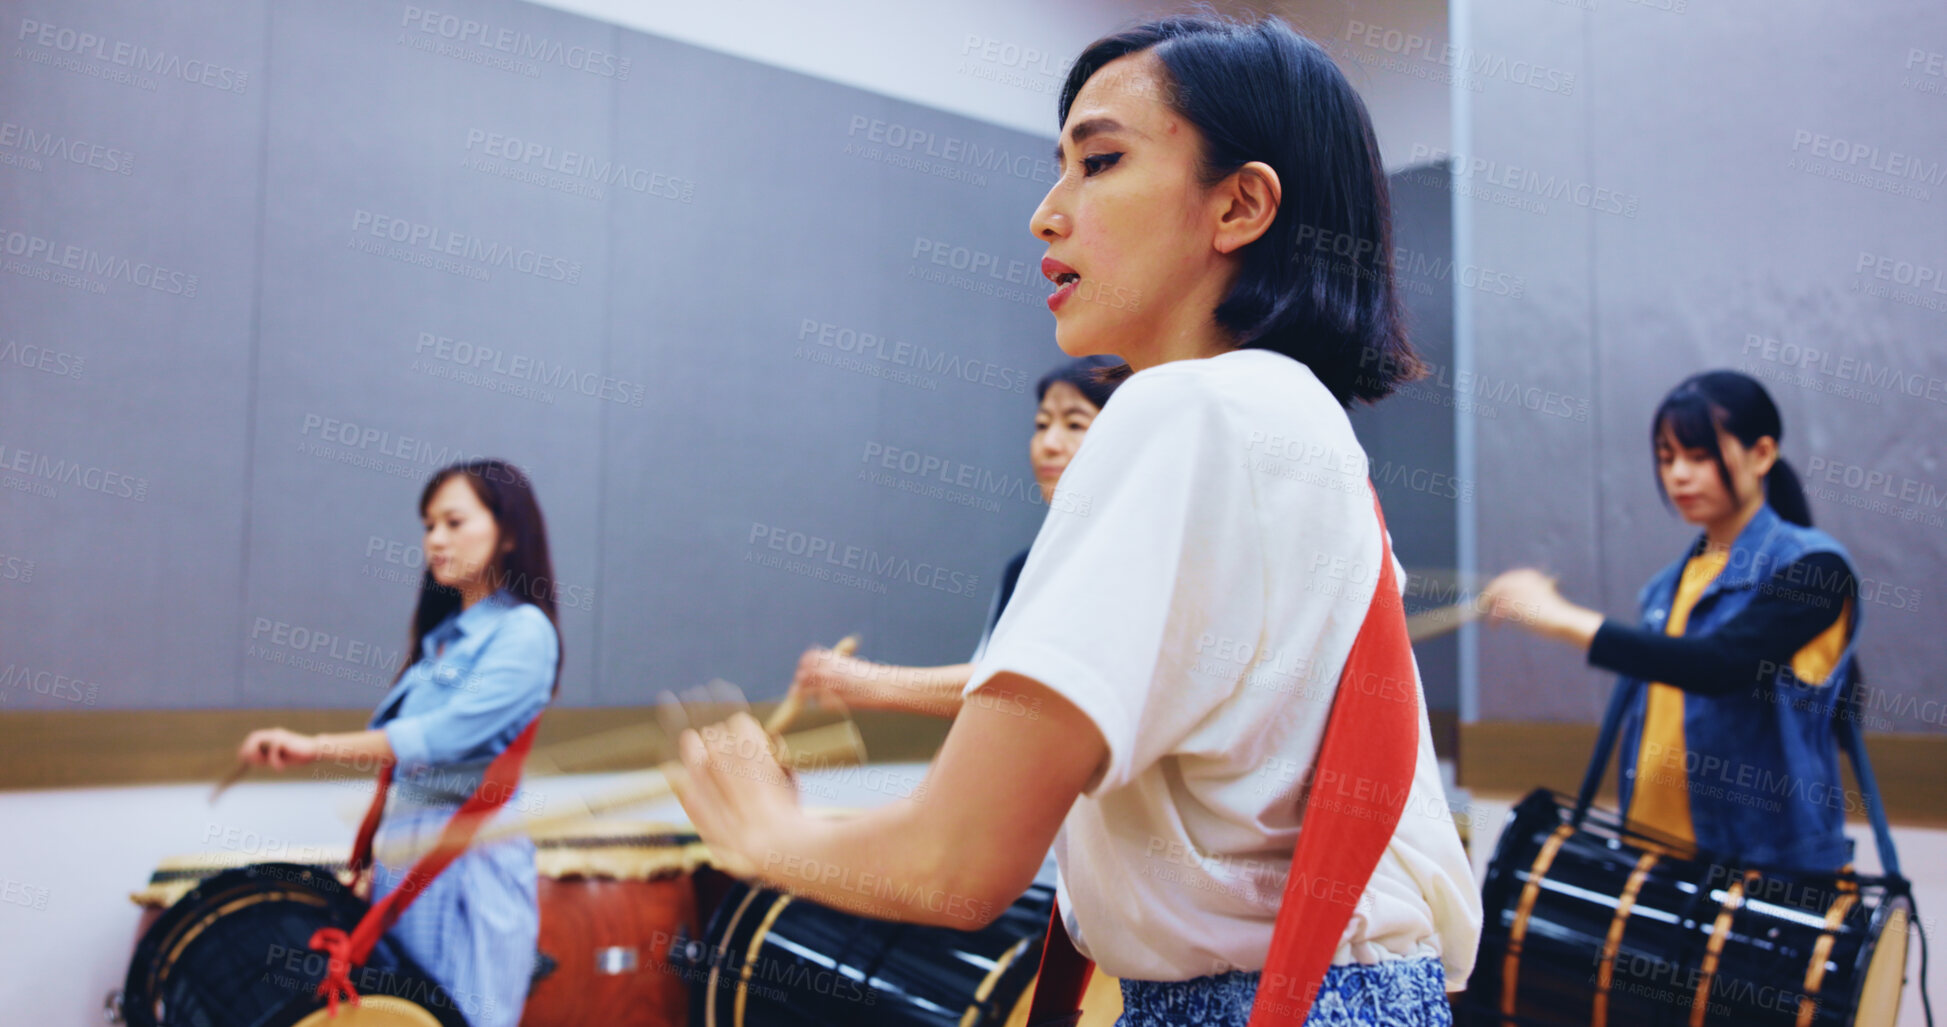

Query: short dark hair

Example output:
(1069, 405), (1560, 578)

(1058, 14), (1422, 406)
(1035, 355), (1125, 412)
(1652, 370), (1813, 527)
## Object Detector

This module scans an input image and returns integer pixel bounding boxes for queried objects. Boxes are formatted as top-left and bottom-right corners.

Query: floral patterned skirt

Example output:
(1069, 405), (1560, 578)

(1115, 957), (1450, 1027)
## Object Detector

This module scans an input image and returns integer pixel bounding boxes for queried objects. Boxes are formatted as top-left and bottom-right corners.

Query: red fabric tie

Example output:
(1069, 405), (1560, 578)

(1028, 489), (1422, 1026)
(308, 716), (544, 1012)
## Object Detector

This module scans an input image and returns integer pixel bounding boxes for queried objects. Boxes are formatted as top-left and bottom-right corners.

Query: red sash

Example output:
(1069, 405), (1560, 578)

(306, 716), (543, 1015)
(1029, 490), (1422, 1026)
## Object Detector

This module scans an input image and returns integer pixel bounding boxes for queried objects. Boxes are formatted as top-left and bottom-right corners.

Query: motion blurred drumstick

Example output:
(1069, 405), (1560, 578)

(380, 719), (868, 862)
(1405, 601), (1487, 643)
(765, 634), (859, 735)
(209, 760), (250, 804)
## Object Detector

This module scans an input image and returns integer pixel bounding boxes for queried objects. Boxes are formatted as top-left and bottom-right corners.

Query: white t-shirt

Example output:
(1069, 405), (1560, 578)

(964, 348), (1481, 986)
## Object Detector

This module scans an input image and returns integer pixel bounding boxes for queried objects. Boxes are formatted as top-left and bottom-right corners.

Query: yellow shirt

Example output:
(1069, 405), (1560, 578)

(1628, 551), (1854, 844)
(1628, 551), (1727, 844)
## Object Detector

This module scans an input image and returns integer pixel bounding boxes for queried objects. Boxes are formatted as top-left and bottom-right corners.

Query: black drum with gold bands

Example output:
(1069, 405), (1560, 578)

(1460, 789), (1911, 1027)
(119, 861), (469, 1027)
(680, 879), (1056, 1027)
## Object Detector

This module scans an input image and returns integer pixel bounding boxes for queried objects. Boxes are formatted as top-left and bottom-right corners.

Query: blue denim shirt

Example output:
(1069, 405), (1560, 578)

(369, 589), (557, 802)
(1615, 503), (1860, 873)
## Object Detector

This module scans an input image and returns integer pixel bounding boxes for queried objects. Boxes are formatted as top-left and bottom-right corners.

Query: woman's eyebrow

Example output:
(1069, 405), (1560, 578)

(1053, 116), (1136, 161)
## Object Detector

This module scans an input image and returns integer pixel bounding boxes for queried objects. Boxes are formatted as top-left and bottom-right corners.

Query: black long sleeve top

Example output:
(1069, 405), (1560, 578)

(1586, 552), (1854, 696)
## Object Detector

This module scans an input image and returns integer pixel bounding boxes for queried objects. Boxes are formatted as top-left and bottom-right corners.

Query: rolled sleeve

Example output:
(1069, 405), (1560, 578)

(385, 605), (558, 771)
(965, 370), (1265, 795)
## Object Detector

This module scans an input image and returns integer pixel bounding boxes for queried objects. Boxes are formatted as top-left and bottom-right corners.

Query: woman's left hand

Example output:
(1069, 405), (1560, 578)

(669, 712), (800, 879)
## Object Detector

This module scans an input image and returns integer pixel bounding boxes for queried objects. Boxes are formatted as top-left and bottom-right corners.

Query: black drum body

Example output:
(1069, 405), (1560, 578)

(121, 862), (471, 1027)
(1461, 790), (1910, 1027)
(683, 881), (1055, 1027)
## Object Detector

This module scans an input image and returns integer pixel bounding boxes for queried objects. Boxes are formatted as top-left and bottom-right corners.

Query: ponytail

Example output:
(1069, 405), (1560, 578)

(1766, 457), (1814, 527)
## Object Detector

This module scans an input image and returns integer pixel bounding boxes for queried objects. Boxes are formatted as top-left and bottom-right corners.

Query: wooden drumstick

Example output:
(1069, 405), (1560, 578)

(1405, 600), (1487, 642)
(765, 634), (860, 736)
(209, 761), (251, 804)
(379, 720), (868, 862)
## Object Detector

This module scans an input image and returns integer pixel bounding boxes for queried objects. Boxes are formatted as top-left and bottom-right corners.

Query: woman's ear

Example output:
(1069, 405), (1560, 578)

(1748, 435), (1779, 477)
(1213, 160), (1282, 255)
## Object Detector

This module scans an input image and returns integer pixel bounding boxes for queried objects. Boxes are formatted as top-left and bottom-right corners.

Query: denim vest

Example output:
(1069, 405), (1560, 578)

(1614, 503), (1860, 873)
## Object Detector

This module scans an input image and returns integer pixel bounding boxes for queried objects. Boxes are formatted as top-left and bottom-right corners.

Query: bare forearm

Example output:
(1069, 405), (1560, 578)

(314, 729), (394, 766)
(856, 663), (974, 718)
(747, 801), (1007, 929)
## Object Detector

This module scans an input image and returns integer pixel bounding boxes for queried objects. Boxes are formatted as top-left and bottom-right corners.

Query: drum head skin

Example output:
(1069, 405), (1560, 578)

(283, 995), (447, 1027)
(1852, 904), (1909, 1027)
(121, 863), (466, 1027)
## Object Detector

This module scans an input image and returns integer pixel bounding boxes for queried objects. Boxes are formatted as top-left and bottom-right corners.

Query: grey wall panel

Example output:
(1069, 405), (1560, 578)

(1583, 0), (1947, 732)
(1, 0), (1061, 713)
(1468, 0), (1947, 731)
(0, 2), (267, 710)
(239, 0), (620, 709)
(597, 32), (1058, 705)
(1355, 165), (1461, 715)
(1461, 1), (1607, 724)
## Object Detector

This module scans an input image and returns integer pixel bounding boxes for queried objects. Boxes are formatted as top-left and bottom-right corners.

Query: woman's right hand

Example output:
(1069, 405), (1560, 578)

(236, 727), (320, 771)
(790, 646), (885, 711)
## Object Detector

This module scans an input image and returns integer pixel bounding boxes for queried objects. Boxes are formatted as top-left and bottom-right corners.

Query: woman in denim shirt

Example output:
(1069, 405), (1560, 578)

(238, 458), (561, 1025)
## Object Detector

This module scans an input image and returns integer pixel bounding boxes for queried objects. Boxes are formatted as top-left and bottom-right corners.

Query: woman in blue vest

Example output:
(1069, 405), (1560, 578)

(236, 458), (561, 1025)
(1482, 370), (1860, 872)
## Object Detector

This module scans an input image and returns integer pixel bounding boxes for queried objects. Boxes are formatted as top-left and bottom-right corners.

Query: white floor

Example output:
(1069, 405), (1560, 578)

(1, 768), (1939, 1024)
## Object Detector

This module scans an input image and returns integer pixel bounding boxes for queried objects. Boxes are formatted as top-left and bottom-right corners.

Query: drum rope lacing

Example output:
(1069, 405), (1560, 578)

(1569, 664), (1935, 1027)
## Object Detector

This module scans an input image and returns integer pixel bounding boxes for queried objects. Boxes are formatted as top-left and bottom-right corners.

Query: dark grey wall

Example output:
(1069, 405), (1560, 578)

(1460, 0), (1947, 732)
(1, 0), (1061, 711)
(1355, 163), (1461, 718)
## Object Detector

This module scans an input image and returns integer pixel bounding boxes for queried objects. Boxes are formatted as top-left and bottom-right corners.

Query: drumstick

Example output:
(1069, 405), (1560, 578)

(765, 634), (860, 736)
(209, 760), (251, 804)
(1405, 600), (1487, 642)
(377, 720), (868, 863)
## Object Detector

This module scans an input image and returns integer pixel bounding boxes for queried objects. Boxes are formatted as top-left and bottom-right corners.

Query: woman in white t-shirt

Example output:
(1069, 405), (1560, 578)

(671, 15), (1480, 1026)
